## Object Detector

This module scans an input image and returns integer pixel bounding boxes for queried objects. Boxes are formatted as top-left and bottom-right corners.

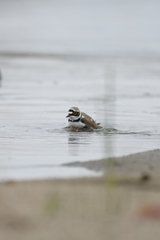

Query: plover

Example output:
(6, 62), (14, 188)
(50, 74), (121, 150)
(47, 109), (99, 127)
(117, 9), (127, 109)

(66, 107), (102, 129)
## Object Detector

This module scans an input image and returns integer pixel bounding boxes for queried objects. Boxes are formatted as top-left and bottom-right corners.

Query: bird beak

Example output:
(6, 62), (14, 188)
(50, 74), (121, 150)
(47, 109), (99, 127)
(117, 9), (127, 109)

(66, 114), (71, 118)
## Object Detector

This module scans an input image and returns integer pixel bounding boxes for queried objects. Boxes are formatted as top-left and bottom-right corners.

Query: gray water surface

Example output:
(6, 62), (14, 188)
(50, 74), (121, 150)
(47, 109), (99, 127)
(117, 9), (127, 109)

(0, 55), (160, 180)
(0, 0), (160, 180)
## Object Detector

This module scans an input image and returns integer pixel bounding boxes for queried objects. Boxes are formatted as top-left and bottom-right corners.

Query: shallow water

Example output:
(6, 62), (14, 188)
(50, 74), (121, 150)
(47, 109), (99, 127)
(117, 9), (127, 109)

(0, 55), (160, 180)
(0, 0), (160, 180)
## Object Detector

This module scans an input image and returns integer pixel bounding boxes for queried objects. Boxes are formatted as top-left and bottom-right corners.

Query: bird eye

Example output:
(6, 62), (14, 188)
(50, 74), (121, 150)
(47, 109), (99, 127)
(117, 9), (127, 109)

(73, 112), (77, 115)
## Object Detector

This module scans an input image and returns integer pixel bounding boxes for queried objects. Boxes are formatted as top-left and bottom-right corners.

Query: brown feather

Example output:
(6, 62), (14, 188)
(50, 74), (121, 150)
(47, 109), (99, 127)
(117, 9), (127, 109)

(81, 112), (102, 129)
(70, 107), (80, 111)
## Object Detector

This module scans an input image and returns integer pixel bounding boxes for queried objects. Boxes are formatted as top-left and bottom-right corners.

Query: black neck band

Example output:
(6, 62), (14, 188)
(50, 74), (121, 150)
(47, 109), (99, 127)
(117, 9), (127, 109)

(69, 116), (81, 122)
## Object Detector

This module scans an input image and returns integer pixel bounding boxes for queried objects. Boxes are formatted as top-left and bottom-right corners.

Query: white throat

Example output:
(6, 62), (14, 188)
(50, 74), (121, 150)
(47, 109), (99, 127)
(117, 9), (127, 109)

(68, 113), (85, 128)
(69, 113), (81, 122)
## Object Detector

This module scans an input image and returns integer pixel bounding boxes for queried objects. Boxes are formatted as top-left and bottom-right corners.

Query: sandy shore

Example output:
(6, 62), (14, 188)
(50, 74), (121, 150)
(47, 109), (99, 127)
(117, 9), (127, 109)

(1, 149), (160, 240)
(64, 149), (160, 178)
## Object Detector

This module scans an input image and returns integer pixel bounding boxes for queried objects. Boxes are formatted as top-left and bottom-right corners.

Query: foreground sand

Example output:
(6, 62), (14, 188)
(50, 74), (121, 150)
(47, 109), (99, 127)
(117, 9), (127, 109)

(1, 149), (160, 240)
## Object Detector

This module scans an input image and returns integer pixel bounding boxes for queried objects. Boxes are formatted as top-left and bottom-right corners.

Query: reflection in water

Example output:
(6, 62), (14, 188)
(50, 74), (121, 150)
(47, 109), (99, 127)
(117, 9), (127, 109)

(68, 131), (92, 157)
(68, 135), (80, 156)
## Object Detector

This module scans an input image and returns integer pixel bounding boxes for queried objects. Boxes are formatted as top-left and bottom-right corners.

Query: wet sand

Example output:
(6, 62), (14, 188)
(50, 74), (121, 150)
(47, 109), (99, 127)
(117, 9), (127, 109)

(64, 149), (160, 178)
(1, 149), (160, 240)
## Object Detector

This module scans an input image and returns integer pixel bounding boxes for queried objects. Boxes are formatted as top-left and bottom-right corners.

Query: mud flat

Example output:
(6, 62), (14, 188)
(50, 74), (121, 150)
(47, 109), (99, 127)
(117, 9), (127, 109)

(1, 149), (160, 240)
(64, 149), (160, 178)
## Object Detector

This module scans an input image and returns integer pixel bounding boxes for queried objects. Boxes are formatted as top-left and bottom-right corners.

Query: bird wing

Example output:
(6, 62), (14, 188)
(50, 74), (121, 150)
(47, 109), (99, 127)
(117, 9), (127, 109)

(81, 112), (102, 129)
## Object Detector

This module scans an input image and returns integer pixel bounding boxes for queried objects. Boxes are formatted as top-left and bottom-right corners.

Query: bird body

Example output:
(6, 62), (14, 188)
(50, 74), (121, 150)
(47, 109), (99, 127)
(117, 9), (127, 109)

(66, 107), (102, 129)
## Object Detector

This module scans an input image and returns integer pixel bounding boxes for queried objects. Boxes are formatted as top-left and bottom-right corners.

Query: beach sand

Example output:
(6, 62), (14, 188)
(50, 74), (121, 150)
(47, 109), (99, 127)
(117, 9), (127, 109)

(1, 149), (160, 240)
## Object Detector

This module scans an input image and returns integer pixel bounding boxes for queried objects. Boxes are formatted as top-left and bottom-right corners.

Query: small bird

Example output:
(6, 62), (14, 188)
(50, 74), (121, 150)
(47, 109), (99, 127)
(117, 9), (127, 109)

(66, 107), (102, 129)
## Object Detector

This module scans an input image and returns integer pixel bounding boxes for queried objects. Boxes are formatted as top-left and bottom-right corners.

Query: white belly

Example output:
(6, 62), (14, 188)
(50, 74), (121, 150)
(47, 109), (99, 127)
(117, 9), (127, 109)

(68, 121), (85, 128)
